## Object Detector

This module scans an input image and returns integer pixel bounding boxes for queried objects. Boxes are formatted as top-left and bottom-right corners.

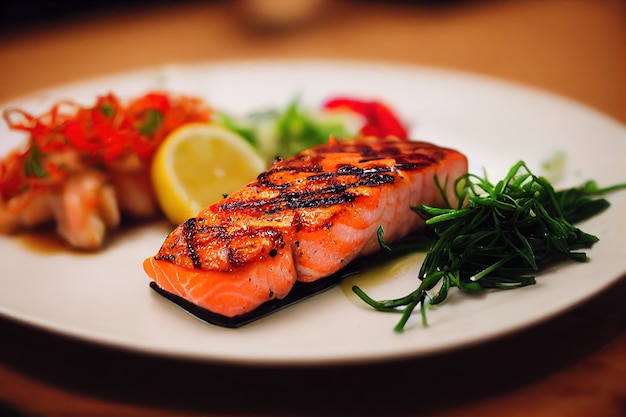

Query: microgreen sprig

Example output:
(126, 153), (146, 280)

(353, 161), (626, 332)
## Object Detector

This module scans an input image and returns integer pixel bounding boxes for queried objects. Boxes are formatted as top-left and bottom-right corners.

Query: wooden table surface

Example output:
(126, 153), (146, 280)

(0, 0), (625, 416)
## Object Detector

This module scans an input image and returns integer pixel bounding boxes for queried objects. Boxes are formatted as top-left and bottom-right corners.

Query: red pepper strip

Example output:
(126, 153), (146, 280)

(323, 98), (408, 140)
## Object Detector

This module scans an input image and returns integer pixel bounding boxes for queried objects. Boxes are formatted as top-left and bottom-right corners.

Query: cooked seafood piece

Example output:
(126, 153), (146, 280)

(144, 136), (468, 320)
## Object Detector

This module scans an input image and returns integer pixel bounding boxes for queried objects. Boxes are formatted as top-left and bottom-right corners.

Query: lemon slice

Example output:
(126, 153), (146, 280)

(151, 123), (266, 224)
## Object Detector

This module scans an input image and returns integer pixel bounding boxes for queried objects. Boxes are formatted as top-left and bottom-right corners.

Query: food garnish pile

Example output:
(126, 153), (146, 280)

(2, 90), (624, 331)
(1, 92), (212, 249)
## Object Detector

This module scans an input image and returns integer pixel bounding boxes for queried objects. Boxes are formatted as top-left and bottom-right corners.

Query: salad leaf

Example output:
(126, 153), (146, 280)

(216, 98), (355, 163)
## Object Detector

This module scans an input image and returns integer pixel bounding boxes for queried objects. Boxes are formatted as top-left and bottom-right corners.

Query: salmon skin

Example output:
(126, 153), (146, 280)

(144, 136), (468, 325)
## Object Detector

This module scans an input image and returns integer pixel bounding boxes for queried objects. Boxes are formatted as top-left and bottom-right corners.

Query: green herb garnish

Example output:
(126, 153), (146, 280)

(24, 141), (48, 178)
(100, 103), (115, 118)
(216, 98), (354, 164)
(138, 109), (164, 136)
(353, 161), (626, 332)
(214, 112), (258, 147)
(274, 99), (351, 158)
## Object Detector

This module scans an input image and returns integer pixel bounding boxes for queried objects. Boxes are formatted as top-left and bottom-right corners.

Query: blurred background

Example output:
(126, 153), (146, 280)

(0, 0), (623, 124)
(1, 0), (472, 29)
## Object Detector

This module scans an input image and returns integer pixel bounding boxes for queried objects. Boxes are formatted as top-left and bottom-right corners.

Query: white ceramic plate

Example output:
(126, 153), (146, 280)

(1, 60), (625, 365)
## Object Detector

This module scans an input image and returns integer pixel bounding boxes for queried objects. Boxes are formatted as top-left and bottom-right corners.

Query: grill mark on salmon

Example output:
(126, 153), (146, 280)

(182, 218), (202, 268)
(144, 136), (468, 318)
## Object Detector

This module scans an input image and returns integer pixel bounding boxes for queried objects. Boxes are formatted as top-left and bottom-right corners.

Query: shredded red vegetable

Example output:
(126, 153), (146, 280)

(1, 91), (212, 200)
(323, 98), (408, 140)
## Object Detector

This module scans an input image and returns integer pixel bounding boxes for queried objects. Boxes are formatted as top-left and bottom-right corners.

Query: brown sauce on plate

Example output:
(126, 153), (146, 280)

(15, 227), (72, 255)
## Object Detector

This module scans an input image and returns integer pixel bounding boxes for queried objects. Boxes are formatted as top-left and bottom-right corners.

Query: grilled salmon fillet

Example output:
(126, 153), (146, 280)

(143, 136), (468, 318)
